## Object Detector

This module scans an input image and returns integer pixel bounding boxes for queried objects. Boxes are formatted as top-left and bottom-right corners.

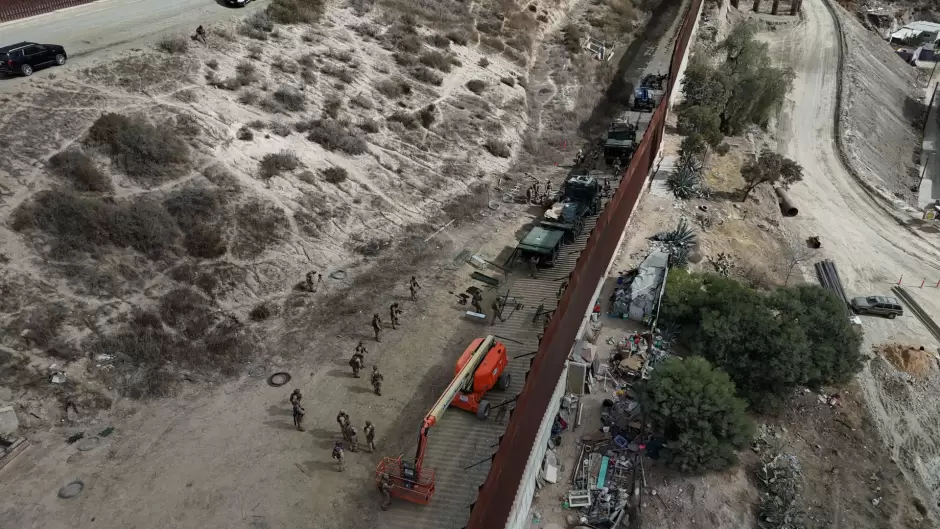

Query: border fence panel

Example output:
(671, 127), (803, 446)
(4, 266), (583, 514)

(0, 0), (97, 23)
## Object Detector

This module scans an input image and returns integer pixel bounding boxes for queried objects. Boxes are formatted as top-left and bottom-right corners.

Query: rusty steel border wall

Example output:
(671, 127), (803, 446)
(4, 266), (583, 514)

(465, 0), (704, 526)
(0, 0), (96, 23)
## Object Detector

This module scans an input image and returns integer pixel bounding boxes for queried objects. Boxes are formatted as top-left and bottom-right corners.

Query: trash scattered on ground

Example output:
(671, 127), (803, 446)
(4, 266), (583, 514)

(98, 427), (114, 438)
(709, 252), (735, 276)
(756, 452), (804, 529)
(66, 432), (84, 444)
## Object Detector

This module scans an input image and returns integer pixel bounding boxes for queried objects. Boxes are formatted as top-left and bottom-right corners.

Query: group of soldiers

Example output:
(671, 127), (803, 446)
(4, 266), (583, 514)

(370, 277), (420, 341)
(348, 343), (385, 395)
(330, 410), (378, 469)
(524, 180), (553, 204)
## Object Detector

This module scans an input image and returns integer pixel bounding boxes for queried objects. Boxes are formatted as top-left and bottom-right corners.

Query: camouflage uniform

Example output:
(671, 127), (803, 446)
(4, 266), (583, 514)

(364, 421), (376, 452)
(371, 366), (384, 396)
(389, 303), (401, 330)
(292, 402), (305, 431)
(471, 291), (484, 315)
(332, 441), (345, 471)
(337, 410), (350, 437)
(372, 314), (382, 342)
(350, 352), (364, 378)
(348, 426), (359, 452)
(379, 472), (393, 510)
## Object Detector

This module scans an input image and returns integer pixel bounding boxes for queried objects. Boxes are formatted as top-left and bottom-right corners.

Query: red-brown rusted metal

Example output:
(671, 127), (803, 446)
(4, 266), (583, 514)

(0, 0), (98, 23)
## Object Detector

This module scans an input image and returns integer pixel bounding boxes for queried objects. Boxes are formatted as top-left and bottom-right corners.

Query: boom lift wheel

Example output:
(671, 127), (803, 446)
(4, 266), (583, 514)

(476, 400), (491, 420)
(497, 373), (511, 391)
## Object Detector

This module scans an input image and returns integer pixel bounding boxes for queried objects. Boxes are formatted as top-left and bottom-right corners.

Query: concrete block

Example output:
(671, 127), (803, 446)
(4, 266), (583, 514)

(0, 405), (19, 436)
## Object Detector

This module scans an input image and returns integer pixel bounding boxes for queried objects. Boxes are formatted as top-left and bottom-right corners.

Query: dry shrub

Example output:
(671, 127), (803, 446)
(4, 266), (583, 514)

(478, 57), (490, 68)
(328, 49), (354, 63)
(164, 188), (228, 259)
(351, 22), (380, 38)
(376, 77), (412, 98)
(305, 120), (368, 154)
(388, 111), (420, 130)
(212, 26), (237, 41)
(238, 127), (254, 140)
(160, 288), (217, 339)
(250, 302), (275, 320)
(48, 149), (112, 192)
(480, 35), (506, 52)
(237, 60), (258, 78)
(272, 57), (298, 74)
(203, 164), (240, 191)
(323, 95), (343, 119)
(500, 76), (516, 87)
(301, 68), (317, 84)
(409, 66), (443, 86)
(297, 170), (317, 184)
(240, 12), (275, 40)
(359, 118), (380, 133)
(393, 52), (417, 67)
(232, 199), (289, 259)
(12, 190), (179, 258)
(466, 79), (486, 94)
(322, 166), (349, 184)
(427, 34), (451, 48)
(158, 35), (189, 54)
(419, 50), (454, 72)
(174, 89), (198, 103)
(248, 44), (264, 59)
(17, 304), (67, 349)
(442, 183), (489, 219)
(267, 0), (325, 24)
(85, 113), (189, 182)
(484, 138), (511, 157)
(351, 93), (373, 109)
(419, 104), (436, 128)
(272, 86), (306, 111)
(260, 150), (301, 178)
(238, 89), (260, 105)
(269, 121), (293, 136)
(205, 59), (219, 70)
(447, 30), (470, 45)
(321, 63), (355, 83)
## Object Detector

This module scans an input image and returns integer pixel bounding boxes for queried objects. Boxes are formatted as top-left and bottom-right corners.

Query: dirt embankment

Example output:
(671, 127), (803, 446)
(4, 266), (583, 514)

(829, 0), (925, 206)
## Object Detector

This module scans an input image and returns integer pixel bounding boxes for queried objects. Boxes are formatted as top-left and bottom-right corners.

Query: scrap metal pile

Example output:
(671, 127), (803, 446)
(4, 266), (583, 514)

(606, 332), (671, 381)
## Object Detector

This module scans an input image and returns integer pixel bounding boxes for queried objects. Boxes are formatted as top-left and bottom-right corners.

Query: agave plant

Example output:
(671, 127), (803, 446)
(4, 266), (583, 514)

(652, 218), (698, 268)
(668, 152), (707, 199)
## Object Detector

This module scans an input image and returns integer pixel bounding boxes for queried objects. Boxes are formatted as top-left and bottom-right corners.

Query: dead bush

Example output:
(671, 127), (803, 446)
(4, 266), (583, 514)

(297, 170), (317, 184)
(160, 288), (218, 340)
(260, 150), (301, 178)
(427, 34), (451, 48)
(238, 89), (260, 105)
(236, 59), (258, 77)
(249, 302), (274, 320)
(409, 66), (443, 86)
(85, 113), (189, 182)
(48, 149), (112, 192)
(174, 89), (198, 103)
(481, 35), (506, 52)
(329, 49), (354, 63)
(301, 68), (317, 84)
(322, 166), (349, 184)
(205, 59), (219, 70)
(500, 76), (516, 87)
(478, 57), (490, 68)
(446, 30), (470, 45)
(158, 35), (189, 54)
(298, 53), (317, 68)
(323, 95), (343, 119)
(321, 63), (355, 83)
(267, 0), (325, 24)
(305, 119), (368, 155)
(248, 44), (264, 59)
(351, 22), (380, 38)
(442, 183), (489, 220)
(240, 13), (274, 40)
(203, 164), (240, 191)
(393, 52), (418, 67)
(419, 105), (436, 128)
(376, 77), (412, 98)
(388, 111), (420, 130)
(268, 121), (292, 137)
(466, 79), (486, 94)
(272, 86), (306, 111)
(351, 93), (373, 109)
(359, 118), (380, 133)
(419, 51), (454, 72)
(18, 304), (67, 349)
(164, 188), (228, 259)
(232, 199), (289, 259)
(238, 126), (254, 140)
(272, 57), (299, 74)
(12, 190), (178, 258)
(484, 138), (511, 158)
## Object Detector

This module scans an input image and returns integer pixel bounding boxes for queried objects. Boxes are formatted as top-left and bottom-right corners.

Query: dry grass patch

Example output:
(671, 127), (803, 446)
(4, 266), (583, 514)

(303, 119), (368, 154)
(409, 66), (443, 86)
(164, 188), (228, 259)
(157, 34), (189, 54)
(48, 149), (112, 192)
(232, 199), (289, 259)
(85, 113), (190, 182)
(267, 0), (325, 23)
(259, 150), (301, 179)
(322, 166), (349, 184)
(376, 77), (412, 98)
(484, 138), (511, 157)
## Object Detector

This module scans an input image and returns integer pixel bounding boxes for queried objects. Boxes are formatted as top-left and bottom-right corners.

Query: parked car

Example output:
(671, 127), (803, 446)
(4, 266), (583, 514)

(225, 0), (253, 6)
(0, 42), (67, 76)
(850, 295), (903, 319)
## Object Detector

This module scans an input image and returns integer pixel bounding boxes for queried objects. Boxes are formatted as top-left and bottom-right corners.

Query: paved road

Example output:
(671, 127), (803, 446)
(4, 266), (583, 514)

(0, 0), (266, 60)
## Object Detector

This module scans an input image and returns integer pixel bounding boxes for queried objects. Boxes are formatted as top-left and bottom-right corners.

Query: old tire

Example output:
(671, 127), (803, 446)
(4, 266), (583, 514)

(497, 373), (511, 391)
(267, 372), (291, 387)
(21, 64), (33, 76)
(55, 54), (66, 66)
(476, 400), (490, 420)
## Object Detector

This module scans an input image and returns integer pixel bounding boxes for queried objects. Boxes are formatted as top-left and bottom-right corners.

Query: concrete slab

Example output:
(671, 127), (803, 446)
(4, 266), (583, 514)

(0, 405), (18, 436)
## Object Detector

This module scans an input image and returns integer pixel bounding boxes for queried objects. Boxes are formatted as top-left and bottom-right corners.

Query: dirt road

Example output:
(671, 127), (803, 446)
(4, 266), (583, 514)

(773, 0), (940, 515)
(0, 0), (265, 64)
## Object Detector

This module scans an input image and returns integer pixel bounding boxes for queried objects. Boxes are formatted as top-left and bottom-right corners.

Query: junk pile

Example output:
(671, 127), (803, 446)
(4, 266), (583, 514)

(608, 270), (639, 317)
(875, 343), (936, 378)
(756, 452), (804, 529)
(608, 251), (669, 322)
(709, 252), (735, 277)
(606, 332), (671, 381)
(565, 394), (651, 528)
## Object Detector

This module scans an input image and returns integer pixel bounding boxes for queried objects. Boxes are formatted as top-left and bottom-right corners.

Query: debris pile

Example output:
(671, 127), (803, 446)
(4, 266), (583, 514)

(708, 252), (735, 276)
(607, 332), (672, 380)
(875, 343), (935, 378)
(756, 452), (804, 529)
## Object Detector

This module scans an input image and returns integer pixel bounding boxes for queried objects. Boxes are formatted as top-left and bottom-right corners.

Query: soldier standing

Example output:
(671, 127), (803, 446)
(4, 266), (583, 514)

(545, 181), (553, 198)
(529, 256), (539, 278)
(306, 271), (316, 292)
(348, 425), (359, 452)
(337, 409), (350, 437)
(356, 340), (368, 356)
(409, 276), (421, 301)
(363, 420), (376, 453)
(289, 389), (302, 406)
(378, 472), (393, 510)
(349, 351), (364, 378)
(332, 441), (345, 472)
(491, 297), (505, 325)
(525, 187), (533, 204)
(371, 365), (384, 396)
(389, 303), (401, 330)
(471, 290), (484, 315)
(371, 313), (382, 342)
(292, 400), (305, 431)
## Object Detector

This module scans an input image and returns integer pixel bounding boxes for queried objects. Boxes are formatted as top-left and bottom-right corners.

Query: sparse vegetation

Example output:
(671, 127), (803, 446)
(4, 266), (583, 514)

(250, 302), (274, 320)
(238, 127), (254, 140)
(409, 66), (443, 86)
(272, 57), (298, 74)
(174, 89), (198, 103)
(157, 35), (189, 54)
(420, 51), (454, 72)
(48, 149), (112, 193)
(304, 119), (368, 155)
(248, 44), (264, 59)
(267, 0), (325, 24)
(446, 30), (470, 46)
(478, 57), (490, 68)
(205, 59), (219, 70)
(164, 188), (228, 259)
(259, 150), (301, 179)
(240, 13), (275, 40)
(484, 138), (511, 158)
(466, 79), (486, 94)
(376, 77), (412, 99)
(388, 111), (420, 130)
(427, 34), (450, 48)
(322, 166), (349, 184)
(500, 76), (516, 87)
(238, 89), (260, 105)
(562, 23), (583, 54)
(740, 149), (803, 201)
(12, 190), (178, 258)
(232, 199), (289, 259)
(271, 86), (306, 111)
(85, 113), (189, 182)
(419, 105), (436, 128)
(643, 356), (755, 473)
(359, 118), (380, 133)
(323, 95), (343, 119)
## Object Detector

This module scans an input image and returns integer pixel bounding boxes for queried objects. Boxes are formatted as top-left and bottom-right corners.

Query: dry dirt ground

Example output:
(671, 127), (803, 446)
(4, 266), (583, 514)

(0, 0), (685, 528)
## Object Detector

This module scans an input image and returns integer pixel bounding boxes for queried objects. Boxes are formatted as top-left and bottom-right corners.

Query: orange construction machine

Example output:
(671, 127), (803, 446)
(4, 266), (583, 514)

(375, 335), (510, 505)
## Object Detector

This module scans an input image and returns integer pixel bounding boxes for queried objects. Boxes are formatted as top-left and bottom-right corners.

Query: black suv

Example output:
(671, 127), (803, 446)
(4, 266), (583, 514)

(0, 42), (68, 76)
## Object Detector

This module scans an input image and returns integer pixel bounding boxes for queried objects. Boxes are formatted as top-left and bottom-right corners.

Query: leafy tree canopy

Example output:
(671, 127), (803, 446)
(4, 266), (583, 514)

(740, 149), (803, 201)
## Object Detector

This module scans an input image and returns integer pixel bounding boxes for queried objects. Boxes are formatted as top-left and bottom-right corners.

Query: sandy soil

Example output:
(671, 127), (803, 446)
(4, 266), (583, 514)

(0, 1), (685, 528)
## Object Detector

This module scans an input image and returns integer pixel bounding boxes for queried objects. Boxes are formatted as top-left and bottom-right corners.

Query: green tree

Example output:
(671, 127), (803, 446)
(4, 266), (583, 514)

(676, 105), (724, 148)
(643, 356), (754, 473)
(740, 149), (803, 201)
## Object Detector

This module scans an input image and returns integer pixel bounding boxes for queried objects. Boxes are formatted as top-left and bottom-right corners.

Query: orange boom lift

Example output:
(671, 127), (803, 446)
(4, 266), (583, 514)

(375, 335), (511, 505)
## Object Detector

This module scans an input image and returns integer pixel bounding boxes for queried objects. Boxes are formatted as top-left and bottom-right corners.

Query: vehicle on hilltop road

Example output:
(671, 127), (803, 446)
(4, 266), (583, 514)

(0, 42), (67, 76)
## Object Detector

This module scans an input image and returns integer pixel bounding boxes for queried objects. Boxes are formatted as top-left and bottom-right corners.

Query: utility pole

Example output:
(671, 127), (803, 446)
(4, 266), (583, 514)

(790, 0), (802, 16)
(771, 0), (780, 14)
(753, 0), (761, 13)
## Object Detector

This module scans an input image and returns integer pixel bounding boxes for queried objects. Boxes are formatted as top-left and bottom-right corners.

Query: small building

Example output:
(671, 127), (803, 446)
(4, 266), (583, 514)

(889, 21), (940, 45)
